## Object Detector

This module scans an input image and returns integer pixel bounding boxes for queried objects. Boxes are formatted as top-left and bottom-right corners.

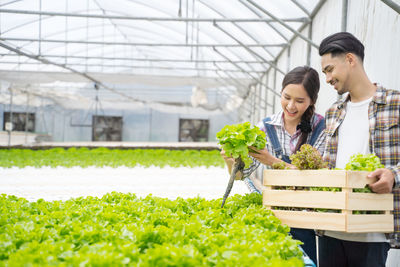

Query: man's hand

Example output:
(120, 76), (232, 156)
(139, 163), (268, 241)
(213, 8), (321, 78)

(368, 168), (395, 193)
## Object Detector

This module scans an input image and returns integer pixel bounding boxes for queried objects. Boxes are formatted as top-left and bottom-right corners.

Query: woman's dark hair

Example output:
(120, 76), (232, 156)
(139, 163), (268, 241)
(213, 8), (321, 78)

(319, 32), (365, 62)
(281, 66), (320, 152)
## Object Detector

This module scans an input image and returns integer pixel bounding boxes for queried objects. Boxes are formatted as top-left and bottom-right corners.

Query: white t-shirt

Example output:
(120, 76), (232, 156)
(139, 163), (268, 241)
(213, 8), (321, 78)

(325, 97), (387, 242)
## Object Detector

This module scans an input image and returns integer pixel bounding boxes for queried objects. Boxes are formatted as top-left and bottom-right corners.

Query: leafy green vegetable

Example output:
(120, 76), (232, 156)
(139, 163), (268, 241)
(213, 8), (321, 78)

(0, 148), (224, 168)
(345, 153), (385, 193)
(0, 193), (303, 266)
(272, 162), (289, 170)
(345, 153), (384, 172)
(289, 144), (327, 170)
(216, 122), (266, 168)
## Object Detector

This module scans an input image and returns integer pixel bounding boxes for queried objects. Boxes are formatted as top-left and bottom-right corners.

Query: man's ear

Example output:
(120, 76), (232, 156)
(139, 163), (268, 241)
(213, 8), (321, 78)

(345, 53), (357, 66)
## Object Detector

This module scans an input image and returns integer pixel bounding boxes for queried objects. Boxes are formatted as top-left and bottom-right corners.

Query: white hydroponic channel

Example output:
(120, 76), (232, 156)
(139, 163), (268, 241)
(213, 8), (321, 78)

(0, 166), (249, 202)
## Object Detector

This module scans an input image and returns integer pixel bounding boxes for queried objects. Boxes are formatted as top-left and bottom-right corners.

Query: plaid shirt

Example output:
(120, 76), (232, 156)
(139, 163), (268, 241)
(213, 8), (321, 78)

(323, 86), (400, 233)
(258, 110), (326, 157)
(242, 111), (326, 178)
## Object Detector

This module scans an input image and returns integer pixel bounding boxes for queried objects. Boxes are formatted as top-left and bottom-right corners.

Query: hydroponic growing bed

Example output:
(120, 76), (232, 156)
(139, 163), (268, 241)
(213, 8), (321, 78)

(0, 148), (305, 266)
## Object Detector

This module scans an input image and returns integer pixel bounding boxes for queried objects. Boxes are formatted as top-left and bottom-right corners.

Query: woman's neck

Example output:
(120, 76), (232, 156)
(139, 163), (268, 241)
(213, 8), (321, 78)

(283, 116), (300, 135)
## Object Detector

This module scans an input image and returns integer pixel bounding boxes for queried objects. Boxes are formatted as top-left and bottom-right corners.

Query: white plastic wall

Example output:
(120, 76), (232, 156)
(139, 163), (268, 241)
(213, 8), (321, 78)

(260, 0), (400, 118)
(0, 104), (236, 143)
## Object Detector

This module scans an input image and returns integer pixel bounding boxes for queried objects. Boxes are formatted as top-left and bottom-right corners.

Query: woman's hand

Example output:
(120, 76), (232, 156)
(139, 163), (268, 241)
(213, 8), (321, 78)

(248, 146), (273, 165)
(248, 146), (296, 169)
(220, 149), (243, 180)
(220, 149), (233, 162)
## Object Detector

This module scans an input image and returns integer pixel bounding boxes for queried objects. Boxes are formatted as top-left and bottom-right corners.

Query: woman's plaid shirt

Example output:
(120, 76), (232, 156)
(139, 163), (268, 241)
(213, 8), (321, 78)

(323, 86), (400, 233)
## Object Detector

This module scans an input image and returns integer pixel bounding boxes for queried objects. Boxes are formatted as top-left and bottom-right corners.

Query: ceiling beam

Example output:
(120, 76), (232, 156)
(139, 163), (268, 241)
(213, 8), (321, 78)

(245, 0), (319, 49)
(0, 37), (287, 47)
(0, 53), (269, 64)
(0, 60), (266, 73)
(213, 47), (280, 97)
(381, 0), (400, 14)
(290, 0), (311, 17)
(213, 22), (285, 74)
(0, 8), (309, 23)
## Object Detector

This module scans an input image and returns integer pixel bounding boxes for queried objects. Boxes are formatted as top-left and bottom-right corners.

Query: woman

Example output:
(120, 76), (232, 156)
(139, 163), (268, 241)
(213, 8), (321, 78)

(222, 65), (326, 264)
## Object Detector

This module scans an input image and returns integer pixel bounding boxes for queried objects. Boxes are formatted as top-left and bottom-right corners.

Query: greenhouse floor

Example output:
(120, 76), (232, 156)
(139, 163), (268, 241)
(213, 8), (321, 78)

(0, 165), (248, 202)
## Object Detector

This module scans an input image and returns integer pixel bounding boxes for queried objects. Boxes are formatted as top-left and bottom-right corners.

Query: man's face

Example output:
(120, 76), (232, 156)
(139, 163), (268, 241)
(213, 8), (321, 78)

(321, 53), (350, 95)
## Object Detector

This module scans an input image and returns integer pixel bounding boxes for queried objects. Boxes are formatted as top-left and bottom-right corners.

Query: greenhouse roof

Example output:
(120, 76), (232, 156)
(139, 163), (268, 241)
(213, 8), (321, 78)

(0, 0), (326, 112)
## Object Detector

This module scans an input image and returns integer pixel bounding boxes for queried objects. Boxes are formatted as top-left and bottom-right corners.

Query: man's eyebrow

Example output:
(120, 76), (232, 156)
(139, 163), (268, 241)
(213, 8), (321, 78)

(322, 65), (331, 74)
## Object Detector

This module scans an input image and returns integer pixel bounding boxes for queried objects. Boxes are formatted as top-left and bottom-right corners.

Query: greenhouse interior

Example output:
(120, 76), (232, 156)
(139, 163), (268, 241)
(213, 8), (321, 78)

(1, 0), (400, 266)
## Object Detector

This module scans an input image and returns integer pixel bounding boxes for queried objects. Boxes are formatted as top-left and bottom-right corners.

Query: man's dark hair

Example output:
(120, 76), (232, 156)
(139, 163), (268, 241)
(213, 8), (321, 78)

(319, 32), (365, 61)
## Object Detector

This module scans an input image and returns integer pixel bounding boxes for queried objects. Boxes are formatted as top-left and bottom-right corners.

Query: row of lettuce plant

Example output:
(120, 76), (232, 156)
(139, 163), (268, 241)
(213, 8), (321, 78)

(0, 193), (303, 266)
(0, 148), (225, 168)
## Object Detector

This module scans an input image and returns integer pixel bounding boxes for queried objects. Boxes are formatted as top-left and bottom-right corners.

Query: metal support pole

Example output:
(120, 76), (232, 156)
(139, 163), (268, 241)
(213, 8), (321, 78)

(264, 72), (270, 117)
(7, 87), (13, 147)
(24, 92), (29, 144)
(198, 0), (276, 59)
(0, 53), (268, 64)
(257, 82), (262, 123)
(252, 85), (256, 123)
(0, 9), (308, 23)
(290, 0), (311, 17)
(238, 0), (289, 42)
(307, 23), (312, 66)
(287, 45), (291, 72)
(213, 22), (286, 74)
(38, 0), (42, 55)
(0, 37), (285, 48)
(0, 60), (265, 73)
(273, 67), (278, 114)
(213, 47), (281, 97)
(264, 0), (327, 73)
(245, 0), (319, 48)
(342, 0), (348, 31)
(381, 0), (400, 14)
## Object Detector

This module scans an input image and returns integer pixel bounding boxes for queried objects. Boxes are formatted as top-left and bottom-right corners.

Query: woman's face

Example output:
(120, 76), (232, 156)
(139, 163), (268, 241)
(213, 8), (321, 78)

(280, 83), (312, 124)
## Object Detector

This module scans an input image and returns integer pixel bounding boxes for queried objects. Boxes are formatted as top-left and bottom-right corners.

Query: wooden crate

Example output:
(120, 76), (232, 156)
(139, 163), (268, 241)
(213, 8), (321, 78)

(263, 170), (394, 233)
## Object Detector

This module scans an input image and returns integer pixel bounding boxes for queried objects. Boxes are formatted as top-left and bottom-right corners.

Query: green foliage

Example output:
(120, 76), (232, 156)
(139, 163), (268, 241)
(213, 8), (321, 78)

(0, 148), (225, 168)
(345, 153), (384, 172)
(272, 162), (289, 170)
(216, 122), (266, 168)
(0, 193), (303, 266)
(289, 144), (327, 170)
(345, 153), (385, 193)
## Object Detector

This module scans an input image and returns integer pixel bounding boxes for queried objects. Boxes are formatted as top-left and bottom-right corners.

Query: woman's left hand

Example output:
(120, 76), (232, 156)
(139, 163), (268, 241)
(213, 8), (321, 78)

(248, 146), (272, 165)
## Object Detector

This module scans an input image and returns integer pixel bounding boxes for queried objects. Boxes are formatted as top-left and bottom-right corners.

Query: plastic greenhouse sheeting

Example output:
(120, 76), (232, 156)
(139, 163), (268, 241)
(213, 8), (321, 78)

(0, 0), (320, 112)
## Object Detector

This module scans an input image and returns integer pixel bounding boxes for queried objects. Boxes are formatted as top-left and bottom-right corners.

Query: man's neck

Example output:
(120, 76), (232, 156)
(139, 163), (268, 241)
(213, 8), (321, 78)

(348, 73), (376, 103)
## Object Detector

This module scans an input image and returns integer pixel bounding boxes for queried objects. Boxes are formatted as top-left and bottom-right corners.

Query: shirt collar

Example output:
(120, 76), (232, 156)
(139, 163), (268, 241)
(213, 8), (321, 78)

(336, 84), (386, 110)
(372, 85), (386, 105)
(266, 110), (284, 127)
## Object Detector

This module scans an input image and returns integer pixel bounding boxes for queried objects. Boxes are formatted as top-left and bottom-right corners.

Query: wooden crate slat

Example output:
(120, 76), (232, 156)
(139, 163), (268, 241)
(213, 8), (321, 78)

(271, 210), (346, 231)
(263, 189), (346, 209)
(346, 214), (394, 233)
(347, 192), (394, 210)
(263, 170), (347, 187)
(263, 170), (394, 233)
(346, 171), (377, 188)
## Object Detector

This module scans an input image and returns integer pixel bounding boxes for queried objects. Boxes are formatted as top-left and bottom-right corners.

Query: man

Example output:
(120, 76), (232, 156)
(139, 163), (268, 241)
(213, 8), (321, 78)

(319, 32), (400, 267)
